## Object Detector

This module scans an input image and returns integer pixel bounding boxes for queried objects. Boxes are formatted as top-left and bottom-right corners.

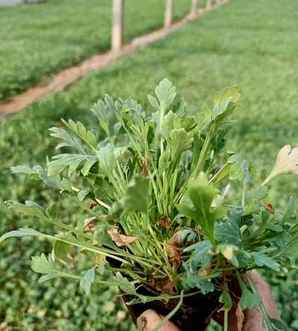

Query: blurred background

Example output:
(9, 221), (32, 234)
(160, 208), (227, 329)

(0, 0), (298, 330)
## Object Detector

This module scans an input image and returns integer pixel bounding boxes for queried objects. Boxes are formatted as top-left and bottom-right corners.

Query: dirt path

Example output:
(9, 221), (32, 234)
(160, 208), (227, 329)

(0, 1), (228, 117)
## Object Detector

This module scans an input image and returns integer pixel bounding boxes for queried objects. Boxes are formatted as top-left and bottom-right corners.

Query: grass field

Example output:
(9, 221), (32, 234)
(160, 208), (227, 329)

(0, 0), (195, 101)
(1, 0), (298, 329)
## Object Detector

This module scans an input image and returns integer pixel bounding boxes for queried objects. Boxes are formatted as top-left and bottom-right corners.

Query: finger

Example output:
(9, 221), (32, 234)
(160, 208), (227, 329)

(243, 271), (279, 331)
(137, 309), (180, 331)
(247, 271), (279, 319)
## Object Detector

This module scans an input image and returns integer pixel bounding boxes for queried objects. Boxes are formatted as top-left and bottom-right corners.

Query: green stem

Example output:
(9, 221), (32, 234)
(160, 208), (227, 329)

(152, 291), (184, 331)
(224, 309), (229, 331)
(194, 126), (214, 177)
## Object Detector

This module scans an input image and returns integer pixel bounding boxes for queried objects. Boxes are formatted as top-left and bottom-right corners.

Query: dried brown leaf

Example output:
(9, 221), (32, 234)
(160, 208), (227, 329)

(108, 226), (137, 247)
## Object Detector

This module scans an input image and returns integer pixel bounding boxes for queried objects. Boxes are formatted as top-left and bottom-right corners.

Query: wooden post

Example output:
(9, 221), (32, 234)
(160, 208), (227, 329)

(206, 0), (212, 10)
(191, 0), (199, 16)
(112, 0), (124, 53)
(164, 0), (174, 28)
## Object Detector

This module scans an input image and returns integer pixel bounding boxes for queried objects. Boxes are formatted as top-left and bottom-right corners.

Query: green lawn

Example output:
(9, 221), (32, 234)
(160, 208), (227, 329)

(0, 0), (193, 101)
(1, 0), (298, 329)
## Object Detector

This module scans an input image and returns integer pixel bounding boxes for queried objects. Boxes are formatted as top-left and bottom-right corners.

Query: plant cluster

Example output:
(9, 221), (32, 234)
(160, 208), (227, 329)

(2, 80), (298, 330)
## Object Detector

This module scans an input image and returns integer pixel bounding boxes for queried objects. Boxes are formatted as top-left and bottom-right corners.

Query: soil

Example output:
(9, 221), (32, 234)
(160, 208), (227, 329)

(123, 287), (222, 331)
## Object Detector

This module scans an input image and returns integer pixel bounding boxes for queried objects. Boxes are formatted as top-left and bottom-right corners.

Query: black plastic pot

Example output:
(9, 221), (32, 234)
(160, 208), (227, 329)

(123, 287), (222, 331)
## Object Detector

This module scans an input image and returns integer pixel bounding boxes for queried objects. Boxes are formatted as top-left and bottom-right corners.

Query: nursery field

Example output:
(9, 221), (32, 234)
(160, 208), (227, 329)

(0, 0), (194, 101)
(1, 0), (298, 330)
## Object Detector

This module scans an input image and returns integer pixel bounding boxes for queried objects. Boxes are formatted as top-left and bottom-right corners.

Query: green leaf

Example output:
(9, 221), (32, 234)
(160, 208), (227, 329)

(178, 173), (224, 240)
(267, 319), (288, 331)
(284, 228), (298, 257)
(5, 200), (46, 219)
(80, 268), (96, 295)
(155, 79), (176, 113)
(11, 165), (37, 175)
(11, 164), (72, 191)
(38, 274), (60, 283)
(240, 286), (260, 310)
(123, 176), (149, 212)
(169, 129), (193, 159)
(253, 252), (280, 271)
(239, 278), (260, 310)
(63, 119), (97, 150)
(53, 233), (75, 261)
(219, 290), (233, 310)
(96, 144), (128, 177)
(91, 95), (119, 138)
(147, 94), (159, 110)
(181, 273), (214, 294)
(115, 273), (137, 295)
(159, 111), (194, 139)
(31, 254), (57, 274)
(77, 189), (90, 201)
(49, 126), (86, 154)
(48, 153), (97, 176)
(291, 320), (298, 329)
(81, 158), (97, 176)
(0, 228), (42, 242)
(214, 209), (241, 246)
(184, 240), (213, 269)
(211, 86), (240, 126)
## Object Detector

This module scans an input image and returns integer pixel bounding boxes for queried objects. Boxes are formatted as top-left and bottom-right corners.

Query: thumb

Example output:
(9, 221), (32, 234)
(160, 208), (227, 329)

(137, 309), (180, 331)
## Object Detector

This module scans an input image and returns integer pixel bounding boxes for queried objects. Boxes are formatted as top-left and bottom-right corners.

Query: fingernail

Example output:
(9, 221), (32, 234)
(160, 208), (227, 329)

(137, 313), (148, 331)
(137, 309), (158, 331)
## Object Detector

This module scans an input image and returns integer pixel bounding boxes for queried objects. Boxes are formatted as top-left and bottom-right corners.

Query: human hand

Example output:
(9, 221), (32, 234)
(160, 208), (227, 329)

(136, 271), (279, 331)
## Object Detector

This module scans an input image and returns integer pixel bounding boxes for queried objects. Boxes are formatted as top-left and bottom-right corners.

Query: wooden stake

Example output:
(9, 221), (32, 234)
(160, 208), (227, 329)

(164, 0), (174, 28)
(112, 0), (124, 53)
(191, 0), (199, 16)
(206, 0), (213, 10)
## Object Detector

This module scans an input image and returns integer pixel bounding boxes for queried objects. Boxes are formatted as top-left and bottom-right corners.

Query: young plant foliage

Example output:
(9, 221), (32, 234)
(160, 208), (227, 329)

(2, 79), (297, 330)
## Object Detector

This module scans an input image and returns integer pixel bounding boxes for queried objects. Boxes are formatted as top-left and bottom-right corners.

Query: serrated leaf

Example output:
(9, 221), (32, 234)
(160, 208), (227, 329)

(91, 95), (119, 138)
(211, 86), (240, 126)
(178, 173), (224, 240)
(80, 268), (96, 295)
(169, 129), (193, 158)
(123, 176), (149, 212)
(214, 214), (241, 246)
(31, 254), (57, 274)
(148, 94), (159, 109)
(239, 286), (260, 310)
(63, 119), (97, 150)
(11, 164), (72, 191)
(48, 153), (97, 176)
(115, 273), (137, 295)
(96, 144), (128, 177)
(253, 252), (280, 271)
(155, 79), (176, 113)
(181, 273), (214, 294)
(184, 240), (213, 270)
(49, 126), (86, 154)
